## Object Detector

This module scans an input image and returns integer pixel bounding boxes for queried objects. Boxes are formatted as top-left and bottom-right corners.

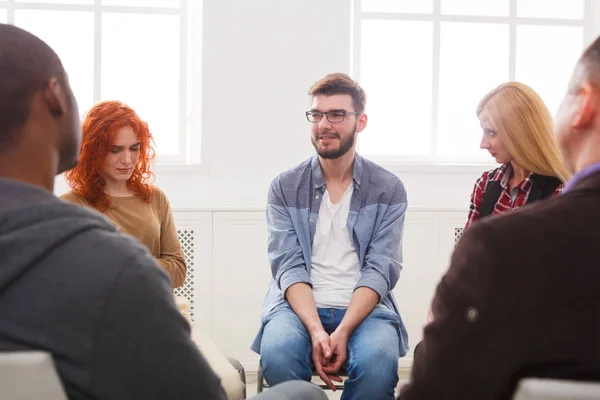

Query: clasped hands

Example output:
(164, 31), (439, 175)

(310, 328), (349, 391)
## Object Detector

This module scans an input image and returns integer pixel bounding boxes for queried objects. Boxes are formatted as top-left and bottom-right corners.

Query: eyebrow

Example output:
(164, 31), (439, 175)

(309, 108), (347, 113)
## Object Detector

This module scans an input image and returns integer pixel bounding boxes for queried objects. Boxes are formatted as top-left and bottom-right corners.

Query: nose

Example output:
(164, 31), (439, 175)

(480, 134), (490, 150)
(122, 150), (133, 165)
(317, 115), (332, 131)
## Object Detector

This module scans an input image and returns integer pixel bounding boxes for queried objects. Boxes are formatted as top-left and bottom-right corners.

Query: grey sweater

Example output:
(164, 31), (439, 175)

(0, 178), (226, 400)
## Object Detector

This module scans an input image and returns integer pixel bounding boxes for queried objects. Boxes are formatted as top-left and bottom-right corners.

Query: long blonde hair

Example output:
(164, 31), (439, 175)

(477, 82), (570, 182)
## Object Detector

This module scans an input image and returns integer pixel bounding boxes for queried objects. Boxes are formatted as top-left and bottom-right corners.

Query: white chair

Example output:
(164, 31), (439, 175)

(0, 351), (67, 400)
(513, 378), (600, 400)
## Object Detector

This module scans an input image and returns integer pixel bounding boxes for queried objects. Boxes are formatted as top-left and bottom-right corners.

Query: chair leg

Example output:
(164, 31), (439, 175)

(257, 364), (264, 393)
(227, 358), (246, 399)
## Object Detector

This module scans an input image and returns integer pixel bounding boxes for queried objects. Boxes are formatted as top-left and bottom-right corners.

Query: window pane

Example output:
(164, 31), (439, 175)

(360, 20), (433, 156)
(14, 10), (95, 116)
(16, 0), (93, 4)
(0, 10), (6, 23)
(517, 0), (583, 20)
(438, 22), (509, 157)
(102, 0), (179, 7)
(102, 13), (180, 156)
(361, 0), (432, 14)
(516, 26), (583, 116)
(441, 0), (509, 16)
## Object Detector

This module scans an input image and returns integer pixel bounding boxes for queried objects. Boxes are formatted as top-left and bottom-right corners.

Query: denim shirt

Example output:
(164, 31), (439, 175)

(251, 153), (409, 355)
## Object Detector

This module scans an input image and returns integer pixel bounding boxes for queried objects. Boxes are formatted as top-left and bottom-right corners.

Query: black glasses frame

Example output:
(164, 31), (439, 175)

(305, 110), (361, 123)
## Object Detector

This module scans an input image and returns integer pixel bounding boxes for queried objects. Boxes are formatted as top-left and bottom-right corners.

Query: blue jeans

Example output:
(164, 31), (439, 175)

(259, 304), (401, 400)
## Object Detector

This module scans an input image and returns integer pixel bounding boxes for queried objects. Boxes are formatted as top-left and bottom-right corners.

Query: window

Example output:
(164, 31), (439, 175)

(1, 0), (198, 163)
(354, 0), (590, 164)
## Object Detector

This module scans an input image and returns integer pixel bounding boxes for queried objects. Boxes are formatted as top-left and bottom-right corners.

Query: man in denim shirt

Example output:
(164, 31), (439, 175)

(251, 73), (409, 400)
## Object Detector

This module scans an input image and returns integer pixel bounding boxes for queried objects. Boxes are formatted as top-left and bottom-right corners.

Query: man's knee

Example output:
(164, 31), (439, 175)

(349, 341), (399, 385)
(260, 334), (308, 369)
(260, 309), (312, 382)
(261, 318), (309, 361)
(354, 345), (398, 371)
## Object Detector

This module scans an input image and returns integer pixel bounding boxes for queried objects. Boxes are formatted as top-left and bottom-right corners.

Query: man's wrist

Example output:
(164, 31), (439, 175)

(308, 324), (326, 338)
(335, 324), (352, 337)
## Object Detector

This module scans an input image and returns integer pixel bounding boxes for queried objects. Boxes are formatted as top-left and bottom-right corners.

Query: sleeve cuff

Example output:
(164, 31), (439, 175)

(279, 268), (312, 297)
(356, 272), (388, 303)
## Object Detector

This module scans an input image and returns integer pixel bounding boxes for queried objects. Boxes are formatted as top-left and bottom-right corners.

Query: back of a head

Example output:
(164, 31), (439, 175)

(575, 36), (600, 89)
(0, 24), (66, 152)
(477, 82), (570, 181)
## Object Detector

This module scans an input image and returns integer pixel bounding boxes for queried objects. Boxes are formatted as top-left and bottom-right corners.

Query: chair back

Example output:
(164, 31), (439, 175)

(0, 351), (67, 400)
(513, 378), (600, 400)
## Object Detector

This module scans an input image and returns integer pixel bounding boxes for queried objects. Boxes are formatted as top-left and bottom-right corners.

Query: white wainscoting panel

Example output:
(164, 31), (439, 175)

(172, 211), (214, 335)
(212, 211), (271, 371)
(438, 211), (469, 276)
(393, 210), (440, 356)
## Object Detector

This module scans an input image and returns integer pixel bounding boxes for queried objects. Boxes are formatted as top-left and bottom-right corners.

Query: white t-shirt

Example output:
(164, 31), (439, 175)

(310, 184), (361, 309)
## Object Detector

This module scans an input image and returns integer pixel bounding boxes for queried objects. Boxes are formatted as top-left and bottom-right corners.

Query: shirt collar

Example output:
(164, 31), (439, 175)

(311, 153), (364, 190)
(499, 163), (511, 188)
(497, 163), (534, 191)
(564, 161), (600, 193)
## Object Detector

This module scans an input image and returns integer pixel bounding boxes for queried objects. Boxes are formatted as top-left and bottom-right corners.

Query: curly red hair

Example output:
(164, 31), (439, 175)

(64, 100), (155, 211)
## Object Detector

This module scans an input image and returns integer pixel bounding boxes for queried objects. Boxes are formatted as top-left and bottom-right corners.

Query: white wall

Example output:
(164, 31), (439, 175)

(53, 0), (600, 207)
(53, 0), (489, 209)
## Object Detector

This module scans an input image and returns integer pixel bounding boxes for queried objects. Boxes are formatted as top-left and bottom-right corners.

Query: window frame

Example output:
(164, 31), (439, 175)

(1, 0), (197, 165)
(352, 0), (598, 169)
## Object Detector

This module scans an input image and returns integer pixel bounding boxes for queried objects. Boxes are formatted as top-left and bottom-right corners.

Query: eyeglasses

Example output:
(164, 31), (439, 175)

(305, 110), (360, 123)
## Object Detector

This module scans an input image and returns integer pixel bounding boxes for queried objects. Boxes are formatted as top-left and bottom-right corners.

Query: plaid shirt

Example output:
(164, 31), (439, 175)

(465, 163), (563, 229)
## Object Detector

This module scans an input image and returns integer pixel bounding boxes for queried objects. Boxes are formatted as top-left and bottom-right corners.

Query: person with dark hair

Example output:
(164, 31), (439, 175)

(0, 23), (327, 400)
(252, 72), (409, 400)
(398, 35), (600, 399)
(61, 100), (186, 288)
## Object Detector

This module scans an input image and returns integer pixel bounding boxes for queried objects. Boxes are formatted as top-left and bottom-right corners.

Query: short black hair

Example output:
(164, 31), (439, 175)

(0, 23), (66, 150)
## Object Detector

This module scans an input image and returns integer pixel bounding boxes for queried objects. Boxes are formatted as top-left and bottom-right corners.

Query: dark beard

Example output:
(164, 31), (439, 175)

(311, 126), (356, 160)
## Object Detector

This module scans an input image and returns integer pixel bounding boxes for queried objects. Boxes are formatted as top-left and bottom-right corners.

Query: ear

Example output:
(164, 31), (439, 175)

(43, 77), (68, 118)
(572, 81), (597, 129)
(356, 113), (368, 133)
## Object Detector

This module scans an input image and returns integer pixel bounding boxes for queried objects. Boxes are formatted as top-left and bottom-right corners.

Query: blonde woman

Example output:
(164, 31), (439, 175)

(419, 82), (570, 345)
(465, 81), (570, 229)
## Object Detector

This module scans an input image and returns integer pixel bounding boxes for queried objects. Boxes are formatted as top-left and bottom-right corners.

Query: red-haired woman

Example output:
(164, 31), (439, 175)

(61, 100), (186, 288)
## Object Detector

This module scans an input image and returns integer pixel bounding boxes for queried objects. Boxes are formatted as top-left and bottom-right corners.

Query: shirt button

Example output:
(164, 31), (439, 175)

(309, 219), (314, 223)
(314, 184), (319, 188)
(315, 195), (319, 200)
(465, 307), (479, 322)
